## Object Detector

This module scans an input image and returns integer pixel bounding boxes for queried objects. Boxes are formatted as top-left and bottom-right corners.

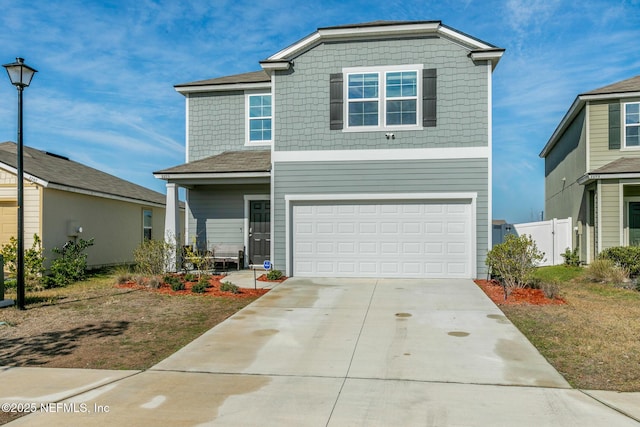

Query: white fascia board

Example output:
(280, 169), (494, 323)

(272, 147), (489, 163)
(469, 50), (504, 70)
(46, 183), (165, 208)
(0, 163), (48, 187)
(259, 61), (291, 72)
(581, 91), (640, 101)
(153, 172), (271, 180)
(580, 173), (640, 185)
(438, 25), (493, 50)
(285, 192), (477, 202)
(268, 22), (448, 61)
(175, 82), (271, 94)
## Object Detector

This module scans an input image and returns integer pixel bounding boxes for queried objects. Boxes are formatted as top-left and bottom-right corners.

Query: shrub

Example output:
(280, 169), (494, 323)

(598, 246), (640, 277)
(485, 234), (545, 299)
(184, 273), (196, 282)
(585, 258), (629, 284)
(220, 281), (239, 294)
(147, 276), (161, 289)
(46, 238), (94, 288)
(1, 234), (46, 289)
(191, 280), (207, 293)
(134, 239), (175, 276)
(266, 269), (283, 281)
(561, 247), (580, 267)
(540, 280), (561, 299)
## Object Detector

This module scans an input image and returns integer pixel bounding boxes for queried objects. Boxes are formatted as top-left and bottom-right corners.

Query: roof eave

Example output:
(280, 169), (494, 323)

(175, 81), (271, 95)
(469, 49), (505, 70)
(540, 96), (585, 158)
(266, 21), (497, 62)
(578, 172), (640, 185)
(154, 171), (271, 180)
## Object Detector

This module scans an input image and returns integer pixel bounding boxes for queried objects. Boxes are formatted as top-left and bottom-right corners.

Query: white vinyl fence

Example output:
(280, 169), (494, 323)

(512, 218), (573, 266)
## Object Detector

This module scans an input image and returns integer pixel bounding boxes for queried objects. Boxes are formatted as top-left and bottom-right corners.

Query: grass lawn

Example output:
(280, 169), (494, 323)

(0, 271), (259, 370)
(501, 265), (640, 392)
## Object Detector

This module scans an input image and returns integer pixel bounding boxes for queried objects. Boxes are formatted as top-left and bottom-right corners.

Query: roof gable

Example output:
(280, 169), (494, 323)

(583, 75), (640, 96)
(0, 142), (166, 206)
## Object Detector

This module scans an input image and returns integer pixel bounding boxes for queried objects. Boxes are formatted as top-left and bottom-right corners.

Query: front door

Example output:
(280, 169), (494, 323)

(630, 202), (640, 246)
(249, 200), (270, 265)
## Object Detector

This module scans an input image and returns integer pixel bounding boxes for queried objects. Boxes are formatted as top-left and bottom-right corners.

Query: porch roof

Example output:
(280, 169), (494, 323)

(578, 157), (640, 184)
(154, 150), (271, 182)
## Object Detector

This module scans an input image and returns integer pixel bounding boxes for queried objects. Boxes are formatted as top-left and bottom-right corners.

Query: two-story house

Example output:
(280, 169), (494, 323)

(155, 21), (503, 278)
(540, 75), (640, 263)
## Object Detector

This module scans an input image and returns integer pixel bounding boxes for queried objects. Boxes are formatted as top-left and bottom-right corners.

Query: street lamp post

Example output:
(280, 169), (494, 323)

(3, 57), (37, 310)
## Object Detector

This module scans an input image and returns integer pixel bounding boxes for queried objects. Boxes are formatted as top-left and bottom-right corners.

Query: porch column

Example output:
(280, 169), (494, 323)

(164, 182), (180, 272)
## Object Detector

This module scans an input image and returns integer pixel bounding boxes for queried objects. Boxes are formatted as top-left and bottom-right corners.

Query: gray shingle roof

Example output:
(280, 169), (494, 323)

(0, 141), (166, 205)
(583, 75), (640, 96)
(590, 157), (640, 174)
(155, 150), (271, 175)
(175, 70), (270, 88)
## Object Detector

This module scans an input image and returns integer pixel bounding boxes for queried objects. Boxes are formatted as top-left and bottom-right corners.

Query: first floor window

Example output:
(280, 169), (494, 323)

(248, 94), (272, 142)
(143, 209), (152, 240)
(625, 102), (640, 147)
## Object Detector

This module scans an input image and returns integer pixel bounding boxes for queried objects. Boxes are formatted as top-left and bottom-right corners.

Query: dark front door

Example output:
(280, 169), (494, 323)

(249, 200), (270, 265)
(630, 202), (640, 246)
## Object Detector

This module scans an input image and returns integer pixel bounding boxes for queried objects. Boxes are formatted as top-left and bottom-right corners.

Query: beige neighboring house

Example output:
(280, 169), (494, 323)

(0, 141), (178, 269)
(540, 75), (640, 263)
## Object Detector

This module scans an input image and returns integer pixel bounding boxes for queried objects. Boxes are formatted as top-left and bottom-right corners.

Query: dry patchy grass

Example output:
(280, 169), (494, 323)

(0, 272), (259, 370)
(502, 268), (640, 391)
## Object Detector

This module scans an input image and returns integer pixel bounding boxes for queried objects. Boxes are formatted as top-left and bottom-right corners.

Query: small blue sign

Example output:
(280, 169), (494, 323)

(263, 260), (271, 270)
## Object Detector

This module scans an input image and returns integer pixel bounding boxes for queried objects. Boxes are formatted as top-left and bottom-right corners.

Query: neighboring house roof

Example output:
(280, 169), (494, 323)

(577, 157), (640, 185)
(0, 141), (167, 206)
(540, 75), (640, 158)
(154, 150), (271, 177)
(176, 20), (504, 94)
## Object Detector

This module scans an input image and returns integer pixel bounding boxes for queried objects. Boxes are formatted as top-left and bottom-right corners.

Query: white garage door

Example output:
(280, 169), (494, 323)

(292, 201), (473, 278)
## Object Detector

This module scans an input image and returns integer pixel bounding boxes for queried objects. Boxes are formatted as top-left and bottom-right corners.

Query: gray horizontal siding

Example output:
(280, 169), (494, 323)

(187, 184), (269, 250)
(274, 36), (488, 152)
(273, 158), (489, 277)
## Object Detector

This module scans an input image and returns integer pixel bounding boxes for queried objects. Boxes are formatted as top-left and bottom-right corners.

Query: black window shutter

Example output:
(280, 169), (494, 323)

(609, 102), (621, 150)
(423, 68), (437, 127)
(330, 73), (343, 130)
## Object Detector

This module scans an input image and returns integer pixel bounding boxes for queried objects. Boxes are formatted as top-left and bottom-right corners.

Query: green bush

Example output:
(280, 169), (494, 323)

(1, 234), (46, 289)
(561, 247), (580, 267)
(266, 269), (283, 281)
(134, 239), (175, 276)
(191, 280), (207, 293)
(183, 273), (196, 282)
(45, 238), (94, 288)
(220, 281), (239, 294)
(585, 258), (629, 284)
(486, 234), (545, 299)
(598, 246), (640, 277)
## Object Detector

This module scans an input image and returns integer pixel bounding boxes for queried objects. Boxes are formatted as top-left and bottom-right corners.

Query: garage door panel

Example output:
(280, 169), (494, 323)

(293, 201), (472, 278)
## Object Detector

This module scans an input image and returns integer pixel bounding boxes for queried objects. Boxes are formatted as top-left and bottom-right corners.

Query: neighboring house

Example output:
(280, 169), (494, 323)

(0, 141), (175, 269)
(540, 74), (640, 263)
(155, 21), (504, 278)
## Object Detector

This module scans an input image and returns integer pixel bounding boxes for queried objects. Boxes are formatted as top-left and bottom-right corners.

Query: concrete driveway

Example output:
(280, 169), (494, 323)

(4, 278), (639, 426)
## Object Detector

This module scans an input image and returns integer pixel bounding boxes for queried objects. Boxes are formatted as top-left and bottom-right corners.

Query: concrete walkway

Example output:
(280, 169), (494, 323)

(2, 277), (639, 426)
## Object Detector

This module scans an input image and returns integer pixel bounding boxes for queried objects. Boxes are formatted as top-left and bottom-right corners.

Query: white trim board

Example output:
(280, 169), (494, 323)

(284, 192), (478, 278)
(273, 147), (489, 163)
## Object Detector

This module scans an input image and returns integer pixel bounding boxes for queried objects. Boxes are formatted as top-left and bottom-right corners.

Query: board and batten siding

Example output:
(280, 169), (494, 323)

(186, 184), (269, 250)
(272, 158), (489, 277)
(273, 36), (488, 152)
(599, 179), (621, 249)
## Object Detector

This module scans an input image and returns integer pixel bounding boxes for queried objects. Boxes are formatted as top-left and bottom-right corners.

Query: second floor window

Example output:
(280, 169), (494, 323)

(248, 94), (272, 143)
(346, 67), (419, 130)
(625, 102), (640, 147)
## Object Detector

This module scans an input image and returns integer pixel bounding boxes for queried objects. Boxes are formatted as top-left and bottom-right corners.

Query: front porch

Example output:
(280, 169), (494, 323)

(154, 150), (272, 271)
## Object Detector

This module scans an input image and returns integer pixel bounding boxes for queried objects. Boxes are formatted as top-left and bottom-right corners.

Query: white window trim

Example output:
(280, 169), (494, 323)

(245, 91), (273, 146)
(622, 101), (640, 150)
(343, 64), (423, 132)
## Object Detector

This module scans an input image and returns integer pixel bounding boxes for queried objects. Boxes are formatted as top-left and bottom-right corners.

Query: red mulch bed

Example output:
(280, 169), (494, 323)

(257, 273), (288, 283)
(475, 279), (566, 306)
(117, 275), (270, 298)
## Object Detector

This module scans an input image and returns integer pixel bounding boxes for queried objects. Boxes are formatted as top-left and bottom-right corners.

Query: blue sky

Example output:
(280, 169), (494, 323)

(1, 0), (639, 223)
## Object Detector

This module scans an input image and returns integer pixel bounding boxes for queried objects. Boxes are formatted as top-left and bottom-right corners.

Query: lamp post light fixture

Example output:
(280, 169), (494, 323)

(3, 57), (37, 310)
